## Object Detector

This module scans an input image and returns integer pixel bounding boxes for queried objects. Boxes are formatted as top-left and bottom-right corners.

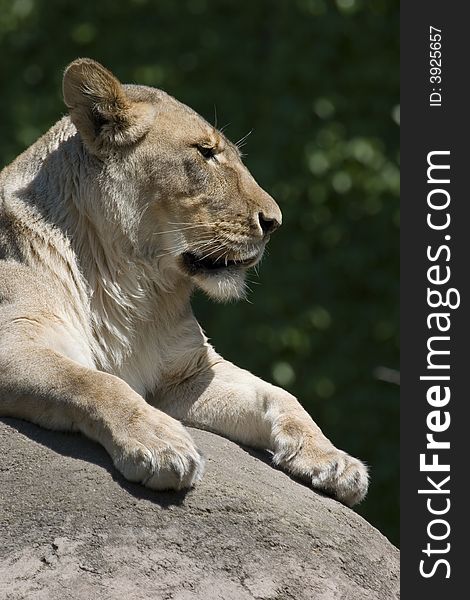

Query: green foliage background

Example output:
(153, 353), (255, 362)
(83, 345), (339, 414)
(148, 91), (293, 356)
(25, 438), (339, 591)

(0, 0), (399, 544)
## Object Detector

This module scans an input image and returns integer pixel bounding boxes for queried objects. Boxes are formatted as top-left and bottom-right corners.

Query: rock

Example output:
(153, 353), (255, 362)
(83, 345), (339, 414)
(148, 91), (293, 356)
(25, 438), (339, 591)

(0, 418), (399, 600)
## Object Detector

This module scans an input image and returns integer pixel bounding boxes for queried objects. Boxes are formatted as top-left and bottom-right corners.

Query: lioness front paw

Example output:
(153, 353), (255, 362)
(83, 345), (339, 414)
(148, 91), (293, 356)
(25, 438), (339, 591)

(111, 406), (204, 491)
(272, 418), (369, 507)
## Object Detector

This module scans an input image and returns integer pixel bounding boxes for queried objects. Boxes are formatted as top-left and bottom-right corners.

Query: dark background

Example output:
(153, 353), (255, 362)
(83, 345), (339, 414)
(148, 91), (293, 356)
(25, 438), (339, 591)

(0, 0), (399, 544)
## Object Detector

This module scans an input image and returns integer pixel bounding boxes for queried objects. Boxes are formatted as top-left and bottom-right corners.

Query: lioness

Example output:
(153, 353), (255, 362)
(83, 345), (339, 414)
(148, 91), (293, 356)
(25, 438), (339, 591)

(0, 59), (368, 506)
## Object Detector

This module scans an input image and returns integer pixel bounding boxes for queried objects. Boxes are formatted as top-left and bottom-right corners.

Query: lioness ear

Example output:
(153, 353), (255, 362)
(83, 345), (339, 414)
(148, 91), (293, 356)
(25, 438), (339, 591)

(63, 58), (156, 151)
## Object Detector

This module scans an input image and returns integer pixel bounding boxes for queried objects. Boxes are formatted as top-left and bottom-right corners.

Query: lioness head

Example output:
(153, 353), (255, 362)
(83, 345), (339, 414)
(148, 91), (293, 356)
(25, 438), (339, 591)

(63, 59), (281, 301)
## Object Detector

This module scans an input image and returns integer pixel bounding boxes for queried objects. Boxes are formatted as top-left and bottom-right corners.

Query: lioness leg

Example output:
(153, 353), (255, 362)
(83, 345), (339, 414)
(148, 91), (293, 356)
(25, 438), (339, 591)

(0, 337), (203, 491)
(157, 359), (368, 506)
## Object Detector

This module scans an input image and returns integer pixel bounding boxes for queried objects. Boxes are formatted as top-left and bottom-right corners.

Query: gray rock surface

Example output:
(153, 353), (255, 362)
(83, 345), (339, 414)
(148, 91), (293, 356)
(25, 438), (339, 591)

(0, 418), (399, 600)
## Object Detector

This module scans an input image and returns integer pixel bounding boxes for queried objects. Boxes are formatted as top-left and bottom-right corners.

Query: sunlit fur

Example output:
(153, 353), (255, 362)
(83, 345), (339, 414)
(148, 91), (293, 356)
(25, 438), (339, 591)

(0, 59), (368, 505)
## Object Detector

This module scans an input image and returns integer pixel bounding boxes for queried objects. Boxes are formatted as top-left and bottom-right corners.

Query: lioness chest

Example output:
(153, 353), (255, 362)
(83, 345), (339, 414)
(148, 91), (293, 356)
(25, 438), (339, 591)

(85, 271), (203, 399)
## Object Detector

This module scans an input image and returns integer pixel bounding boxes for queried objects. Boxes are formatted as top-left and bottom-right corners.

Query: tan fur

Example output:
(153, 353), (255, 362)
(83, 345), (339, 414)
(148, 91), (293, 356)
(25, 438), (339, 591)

(0, 59), (368, 505)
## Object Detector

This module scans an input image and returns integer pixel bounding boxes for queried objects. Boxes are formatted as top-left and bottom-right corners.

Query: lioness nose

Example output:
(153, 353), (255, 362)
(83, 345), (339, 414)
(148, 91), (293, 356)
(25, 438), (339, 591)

(258, 212), (281, 236)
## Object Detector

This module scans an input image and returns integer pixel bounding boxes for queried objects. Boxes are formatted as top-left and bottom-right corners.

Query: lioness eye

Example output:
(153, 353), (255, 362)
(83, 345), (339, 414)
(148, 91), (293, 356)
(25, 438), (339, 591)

(196, 144), (217, 160)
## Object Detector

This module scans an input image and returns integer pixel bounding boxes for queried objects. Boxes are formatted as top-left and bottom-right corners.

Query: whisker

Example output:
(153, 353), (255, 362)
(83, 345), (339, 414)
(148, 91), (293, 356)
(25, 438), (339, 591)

(198, 244), (227, 262)
(235, 129), (253, 148)
(167, 221), (217, 227)
(153, 249), (185, 259)
(152, 224), (208, 236)
(219, 122), (231, 134)
(187, 240), (219, 253)
(164, 236), (216, 255)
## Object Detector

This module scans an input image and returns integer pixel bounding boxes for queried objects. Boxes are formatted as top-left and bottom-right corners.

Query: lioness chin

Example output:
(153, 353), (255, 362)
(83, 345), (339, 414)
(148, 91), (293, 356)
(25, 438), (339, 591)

(0, 59), (368, 506)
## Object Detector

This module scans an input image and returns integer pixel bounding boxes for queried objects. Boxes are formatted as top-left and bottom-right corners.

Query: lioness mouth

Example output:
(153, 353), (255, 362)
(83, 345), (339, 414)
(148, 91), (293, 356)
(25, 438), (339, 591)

(182, 251), (259, 275)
